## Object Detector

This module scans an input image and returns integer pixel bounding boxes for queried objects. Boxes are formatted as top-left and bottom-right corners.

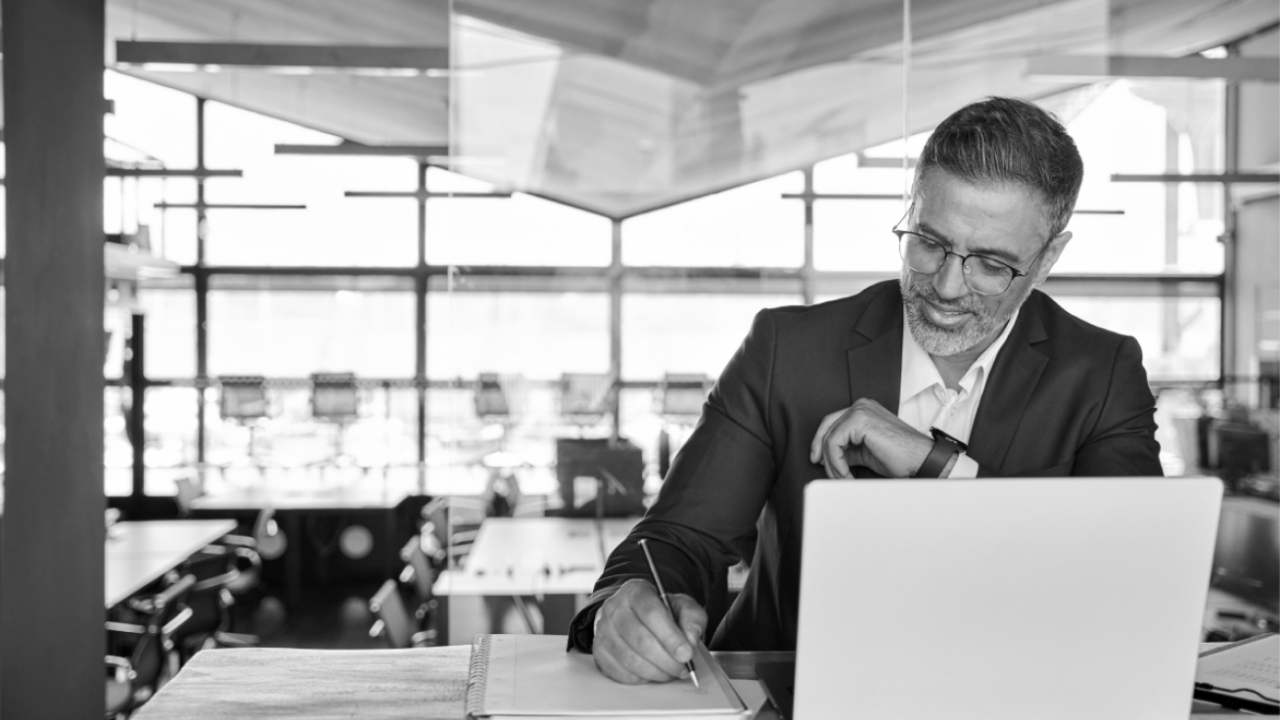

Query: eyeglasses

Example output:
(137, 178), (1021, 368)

(894, 228), (1040, 297)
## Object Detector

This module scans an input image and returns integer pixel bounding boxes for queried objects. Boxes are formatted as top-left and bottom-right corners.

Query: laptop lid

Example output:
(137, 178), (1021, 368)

(791, 477), (1223, 720)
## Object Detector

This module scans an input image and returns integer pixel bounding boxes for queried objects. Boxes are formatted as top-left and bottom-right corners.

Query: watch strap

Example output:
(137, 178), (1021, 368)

(915, 427), (966, 478)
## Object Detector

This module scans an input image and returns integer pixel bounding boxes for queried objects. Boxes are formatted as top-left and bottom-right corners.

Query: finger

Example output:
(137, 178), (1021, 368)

(593, 635), (656, 684)
(630, 594), (694, 674)
(670, 595), (708, 648)
(823, 424), (853, 478)
(809, 411), (844, 464)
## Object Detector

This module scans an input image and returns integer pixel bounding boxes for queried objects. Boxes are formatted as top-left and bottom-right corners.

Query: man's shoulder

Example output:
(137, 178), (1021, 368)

(1023, 289), (1134, 352)
(761, 280), (898, 331)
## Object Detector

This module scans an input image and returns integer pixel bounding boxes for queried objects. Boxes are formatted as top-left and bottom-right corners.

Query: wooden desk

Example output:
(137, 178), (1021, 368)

(105, 520), (237, 607)
(131, 644), (774, 720)
(130, 642), (1246, 720)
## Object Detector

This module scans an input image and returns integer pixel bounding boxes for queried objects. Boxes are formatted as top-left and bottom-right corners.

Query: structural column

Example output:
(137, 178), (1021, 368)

(1, 0), (106, 717)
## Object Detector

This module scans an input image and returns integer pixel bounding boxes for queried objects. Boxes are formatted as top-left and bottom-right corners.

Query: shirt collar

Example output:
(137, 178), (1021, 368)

(900, 306), (1022, 404)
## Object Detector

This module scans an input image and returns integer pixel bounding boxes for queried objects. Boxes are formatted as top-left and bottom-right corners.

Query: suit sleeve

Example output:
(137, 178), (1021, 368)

(971, 334), (1162, 477)
(1069, 335), (1163, 476)
(567, 310), (781, 651)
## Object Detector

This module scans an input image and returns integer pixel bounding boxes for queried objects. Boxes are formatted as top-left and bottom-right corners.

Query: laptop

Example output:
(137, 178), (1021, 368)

(759, 477), (1224, 720)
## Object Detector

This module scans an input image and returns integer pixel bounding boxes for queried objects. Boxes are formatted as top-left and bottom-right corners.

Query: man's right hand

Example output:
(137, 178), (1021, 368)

(592, 578), (708, 684)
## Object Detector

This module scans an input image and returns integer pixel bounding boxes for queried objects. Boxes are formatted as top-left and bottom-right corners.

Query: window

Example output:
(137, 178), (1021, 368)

(208, 277), (415, 377)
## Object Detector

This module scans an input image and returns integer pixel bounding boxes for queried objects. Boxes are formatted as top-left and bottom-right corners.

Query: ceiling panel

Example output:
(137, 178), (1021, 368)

(91, 0), (1280, 218)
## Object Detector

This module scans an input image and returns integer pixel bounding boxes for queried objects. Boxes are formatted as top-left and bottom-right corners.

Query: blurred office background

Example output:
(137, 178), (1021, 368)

(0, 0), (1276, 715)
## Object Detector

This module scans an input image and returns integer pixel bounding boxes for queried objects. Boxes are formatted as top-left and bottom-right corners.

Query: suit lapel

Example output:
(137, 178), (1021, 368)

(967, 293), (1050, 472)
(847, 283), (904, 414)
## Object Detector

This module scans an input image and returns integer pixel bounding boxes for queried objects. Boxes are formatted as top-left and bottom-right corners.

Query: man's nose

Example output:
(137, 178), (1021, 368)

(932, 253), (969, 300)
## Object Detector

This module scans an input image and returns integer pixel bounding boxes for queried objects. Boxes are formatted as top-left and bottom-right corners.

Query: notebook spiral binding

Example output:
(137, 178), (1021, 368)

(464, 634), (493, 719)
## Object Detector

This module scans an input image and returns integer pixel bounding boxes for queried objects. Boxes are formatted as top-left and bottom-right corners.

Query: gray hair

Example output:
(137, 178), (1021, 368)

(912, 97), (1084, 240)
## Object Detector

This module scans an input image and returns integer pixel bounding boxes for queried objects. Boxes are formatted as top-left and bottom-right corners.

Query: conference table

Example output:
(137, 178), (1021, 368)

(432, 516), (638, 641)
(105, 519), (237, 608)
(434, 516), (638, 596)
(130, 641), (1248, 719)
(433, 516), (751, 641)
(189, 483), (418, 607)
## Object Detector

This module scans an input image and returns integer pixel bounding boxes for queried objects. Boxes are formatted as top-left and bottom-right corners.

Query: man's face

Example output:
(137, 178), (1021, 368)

(900, 169), (1069, 359)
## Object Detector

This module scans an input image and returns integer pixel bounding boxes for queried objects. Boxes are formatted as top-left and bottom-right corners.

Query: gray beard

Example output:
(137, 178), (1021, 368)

(900, 271), (1023, 357)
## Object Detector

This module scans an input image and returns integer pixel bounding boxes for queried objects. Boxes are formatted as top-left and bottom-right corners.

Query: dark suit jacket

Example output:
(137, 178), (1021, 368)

(570, 280), (1162, 652)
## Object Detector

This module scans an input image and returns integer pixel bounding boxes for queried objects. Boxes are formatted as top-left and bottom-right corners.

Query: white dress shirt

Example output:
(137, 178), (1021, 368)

(897, 307), (1020, 477)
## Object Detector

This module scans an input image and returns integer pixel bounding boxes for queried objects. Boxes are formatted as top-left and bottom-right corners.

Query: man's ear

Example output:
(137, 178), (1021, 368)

(1032, 230), (1072, 285)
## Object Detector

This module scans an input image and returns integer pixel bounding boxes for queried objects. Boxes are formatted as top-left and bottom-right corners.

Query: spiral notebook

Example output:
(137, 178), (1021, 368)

(464, 634), (751, 719)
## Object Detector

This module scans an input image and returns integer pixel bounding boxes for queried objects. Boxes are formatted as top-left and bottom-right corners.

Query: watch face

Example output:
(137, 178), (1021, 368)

(930, 427), (967, 451)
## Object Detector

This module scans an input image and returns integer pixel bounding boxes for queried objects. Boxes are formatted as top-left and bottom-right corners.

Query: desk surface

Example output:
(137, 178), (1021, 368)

(131, 643), (1246, 720)
(434, 517), (638, 596)
(105, 520), (236, 607)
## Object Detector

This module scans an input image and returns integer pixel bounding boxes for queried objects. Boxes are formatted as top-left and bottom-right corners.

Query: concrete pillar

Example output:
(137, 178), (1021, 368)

(1, 0), (106, 716)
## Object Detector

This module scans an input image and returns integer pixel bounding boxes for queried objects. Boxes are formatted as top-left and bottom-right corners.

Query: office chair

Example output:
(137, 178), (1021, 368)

(310, 372), (362, 477)
(105, 574), (195, 718)
(217, 376), (271, 479)
(172, 546), (260, 664)
(252, 505), (288, 563)
(558, 372), (613, 433)
(398, 535), (438, 639)
(368, 579), (435, 649)
(472, 372), (517, 450)
(420, 496), (488, 570)
(656, 373), (711, 479)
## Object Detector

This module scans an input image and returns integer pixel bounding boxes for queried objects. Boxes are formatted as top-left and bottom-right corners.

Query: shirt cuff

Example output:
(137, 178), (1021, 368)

(948, 453), (979, 478)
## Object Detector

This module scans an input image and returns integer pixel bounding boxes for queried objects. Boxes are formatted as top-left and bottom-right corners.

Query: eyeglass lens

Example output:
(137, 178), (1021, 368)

(899, 232), (1014, 295)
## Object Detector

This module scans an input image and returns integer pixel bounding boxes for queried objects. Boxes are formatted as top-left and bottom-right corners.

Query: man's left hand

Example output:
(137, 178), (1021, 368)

(808, 399), (933, 478)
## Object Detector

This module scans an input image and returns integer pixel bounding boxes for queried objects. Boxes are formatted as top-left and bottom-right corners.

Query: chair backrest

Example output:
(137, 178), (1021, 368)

(311, 372), (359, 421)
(400, 536), (436, 604)
(253, 506), (288, 561)
(558, 373), (612, 419)
(660, 373), (710, 417)
(175, 550), (238, 642)
(473, 373), (510, 417)
(220, 376), (269, 420)
(368, 579), (416, 649)
(128, 574), (196, 690)
(173, 477), (203, 517)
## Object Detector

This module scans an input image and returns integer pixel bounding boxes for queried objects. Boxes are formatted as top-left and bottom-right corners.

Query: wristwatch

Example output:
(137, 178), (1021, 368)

(914, 427), (968, 478)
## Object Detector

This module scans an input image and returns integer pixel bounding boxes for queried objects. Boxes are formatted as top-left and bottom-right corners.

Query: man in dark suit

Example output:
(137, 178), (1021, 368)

(571, 97), (1163, 684)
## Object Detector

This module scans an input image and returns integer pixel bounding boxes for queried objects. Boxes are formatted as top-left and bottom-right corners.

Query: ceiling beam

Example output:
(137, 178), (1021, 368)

(1111, 173), (1280, 183)
(116, 41), (449, 70)
(106, 168), (242, 178)
(275, 143), (449, 157)
(1027, 55), (1279, 82)
(345, 190), (512, 200)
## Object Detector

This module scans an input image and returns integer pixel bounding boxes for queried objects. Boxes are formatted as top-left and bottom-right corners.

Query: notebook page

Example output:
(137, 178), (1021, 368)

(477, 634), (749, 717)
(1196, 634), (1279, 702)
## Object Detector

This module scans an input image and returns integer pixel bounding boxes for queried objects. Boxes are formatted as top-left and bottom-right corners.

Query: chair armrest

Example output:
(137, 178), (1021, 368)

(105, 655), (135, 684)
(105, 621), (147, 636)
(451, 530), (479, 545)
(193, 569), (240, 593)
(220, 534), (256, 548)
(161, 607), (194, 636)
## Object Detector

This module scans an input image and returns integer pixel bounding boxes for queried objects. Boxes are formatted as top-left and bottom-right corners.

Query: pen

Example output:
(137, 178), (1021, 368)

(638, 538), (700, 689)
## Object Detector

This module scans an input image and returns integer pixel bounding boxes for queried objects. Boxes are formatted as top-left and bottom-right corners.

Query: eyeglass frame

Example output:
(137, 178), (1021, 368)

(892, 212), (1049, 297)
